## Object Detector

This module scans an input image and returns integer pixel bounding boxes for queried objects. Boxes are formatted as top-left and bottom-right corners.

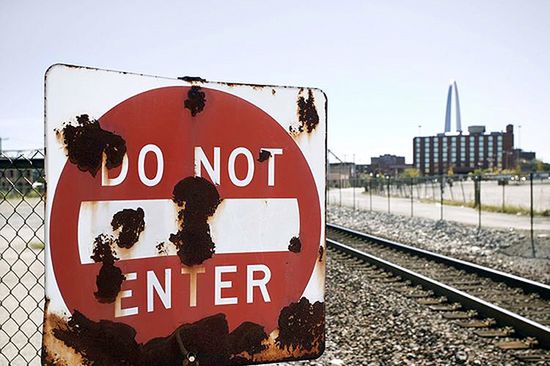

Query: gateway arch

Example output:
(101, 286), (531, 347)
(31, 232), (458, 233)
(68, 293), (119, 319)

(444, 81), (462, 133)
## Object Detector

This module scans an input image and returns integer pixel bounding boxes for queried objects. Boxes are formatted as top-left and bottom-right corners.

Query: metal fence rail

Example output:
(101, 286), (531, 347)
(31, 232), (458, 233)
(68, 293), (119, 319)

(1, 150), (45, 366)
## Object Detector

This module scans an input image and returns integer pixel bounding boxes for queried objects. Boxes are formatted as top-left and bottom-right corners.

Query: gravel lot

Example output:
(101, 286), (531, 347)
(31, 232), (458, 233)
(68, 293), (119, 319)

(328, 206), (550, 285)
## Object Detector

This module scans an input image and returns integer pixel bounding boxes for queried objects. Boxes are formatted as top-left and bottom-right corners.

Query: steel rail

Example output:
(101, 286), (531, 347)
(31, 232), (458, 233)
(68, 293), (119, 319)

(326, 237), (550, 349)
(327, 223), (550, 300)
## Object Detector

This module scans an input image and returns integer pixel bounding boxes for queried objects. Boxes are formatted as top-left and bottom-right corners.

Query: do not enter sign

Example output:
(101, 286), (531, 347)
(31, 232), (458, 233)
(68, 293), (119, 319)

(43, 65), (326, 366)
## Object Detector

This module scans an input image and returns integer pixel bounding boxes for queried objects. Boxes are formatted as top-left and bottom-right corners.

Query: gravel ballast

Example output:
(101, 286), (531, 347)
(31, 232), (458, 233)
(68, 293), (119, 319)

(274, 251), (527, 365)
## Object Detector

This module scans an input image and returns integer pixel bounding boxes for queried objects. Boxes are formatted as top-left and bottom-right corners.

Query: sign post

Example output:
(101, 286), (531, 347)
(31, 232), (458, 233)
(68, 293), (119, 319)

(43, 65), (326, 365)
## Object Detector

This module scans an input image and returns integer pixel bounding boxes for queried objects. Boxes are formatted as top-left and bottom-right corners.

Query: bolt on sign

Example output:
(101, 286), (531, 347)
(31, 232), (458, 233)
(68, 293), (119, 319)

(42, 64), (326, 366)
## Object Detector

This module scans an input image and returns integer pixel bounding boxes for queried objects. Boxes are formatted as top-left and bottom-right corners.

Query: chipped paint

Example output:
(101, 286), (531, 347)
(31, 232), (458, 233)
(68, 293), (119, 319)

(276, 297), (324, 352)
(257, 149), (271, 162)
(111, 207), (145, 249)
(169, 176), (221, 266)
(184, 86), (206, 116)
(57, 114), (126, 176)
(178, 76), (207, 83)
(90, 234), (125, 303)
(156, 241), (167, 255)
(288, 236), (302, 253)
(41, 300), (86, 366)
(45, 300), (324, 366)
(288, 88), (320, 136)
(46, 309), (315, 366)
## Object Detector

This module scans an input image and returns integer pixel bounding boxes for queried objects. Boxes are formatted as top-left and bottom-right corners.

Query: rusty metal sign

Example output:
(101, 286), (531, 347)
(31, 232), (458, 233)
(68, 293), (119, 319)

(43, 64), (326, 365)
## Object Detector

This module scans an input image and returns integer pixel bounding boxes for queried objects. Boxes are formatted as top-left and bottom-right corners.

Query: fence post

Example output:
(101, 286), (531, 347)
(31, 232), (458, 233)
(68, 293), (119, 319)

(477, 175), (482, 231)
(369, 178), (372, 211)
(352, 174), (356, 211)
(339, 176), (342, 207)
(502, 180), (505, 213)
(410, 177), (414, 217)
(530, 172), (536, 257)
(440, 175), (444, 221)
(387, 176), (390, 213)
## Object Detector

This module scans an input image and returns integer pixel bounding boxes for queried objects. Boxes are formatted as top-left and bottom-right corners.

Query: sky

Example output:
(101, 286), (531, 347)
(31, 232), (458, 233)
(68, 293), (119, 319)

(1, 0), (549, 164)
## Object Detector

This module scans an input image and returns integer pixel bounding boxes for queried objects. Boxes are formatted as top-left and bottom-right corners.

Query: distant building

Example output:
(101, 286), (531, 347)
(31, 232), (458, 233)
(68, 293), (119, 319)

(413, 124), (514, 175)
(514, 149), (536, 162)
(355, 164), (371, 175)
(328, 162), (355, 187)
(0, 156), (44, 195)
(370, 154), (409, 176)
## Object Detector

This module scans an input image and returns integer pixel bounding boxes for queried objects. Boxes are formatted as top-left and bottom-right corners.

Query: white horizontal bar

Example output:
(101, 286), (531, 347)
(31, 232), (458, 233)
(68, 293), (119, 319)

(78, 198), (299, 264)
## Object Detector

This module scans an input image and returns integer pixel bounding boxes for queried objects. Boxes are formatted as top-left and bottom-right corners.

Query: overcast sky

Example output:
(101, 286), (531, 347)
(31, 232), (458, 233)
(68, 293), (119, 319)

(1, 0), (549, 163)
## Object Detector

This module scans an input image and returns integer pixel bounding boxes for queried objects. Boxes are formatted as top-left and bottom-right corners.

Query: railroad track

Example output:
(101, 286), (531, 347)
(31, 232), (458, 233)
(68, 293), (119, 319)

(327, 223), (550, 363)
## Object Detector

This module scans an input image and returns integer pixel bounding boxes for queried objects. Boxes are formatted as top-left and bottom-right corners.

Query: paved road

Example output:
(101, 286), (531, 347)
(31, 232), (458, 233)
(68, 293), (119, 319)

(393, 178), (550, 212)
(328, 187), (550, 231)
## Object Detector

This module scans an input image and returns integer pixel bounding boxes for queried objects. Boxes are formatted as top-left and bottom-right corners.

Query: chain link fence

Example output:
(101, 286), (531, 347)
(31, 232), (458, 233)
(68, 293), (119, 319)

(1, 149), (45, 365)
(2, 150), (549, 364)
(328, 173), (550, 257)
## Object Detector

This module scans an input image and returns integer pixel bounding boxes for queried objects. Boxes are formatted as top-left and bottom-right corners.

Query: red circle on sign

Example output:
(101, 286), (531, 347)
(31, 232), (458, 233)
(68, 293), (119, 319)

(49, 86), (321, 343)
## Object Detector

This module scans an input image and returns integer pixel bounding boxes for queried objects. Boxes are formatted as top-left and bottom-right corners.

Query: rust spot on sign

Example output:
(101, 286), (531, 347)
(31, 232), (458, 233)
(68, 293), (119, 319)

(228, 321), (268, 357)
(57, 114), (126, 177)
(318, 246), (324, 262)
(169, 176), (221, 266)
(142, 313), (231, 365)
(288, 237), (302, 253)
(156, 241), (167, 255)
(184, 86), (206, 116)
(178, 76), (207, 83)
(257, 149), (271, 162)
(297, 89), (319, 133)
(53, 310), (142, 365)
(111, 207), (145, 249)
(50, 310), (272, 366)
(90, 234), (125, 303)
(276, 297), (324, 352)
(289, 89), (319, 136)
(42, 305), (86, 365)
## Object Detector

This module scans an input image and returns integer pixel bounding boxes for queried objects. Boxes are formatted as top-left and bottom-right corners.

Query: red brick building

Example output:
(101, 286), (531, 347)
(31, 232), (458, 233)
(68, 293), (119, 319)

(413, 124), (514, 175)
